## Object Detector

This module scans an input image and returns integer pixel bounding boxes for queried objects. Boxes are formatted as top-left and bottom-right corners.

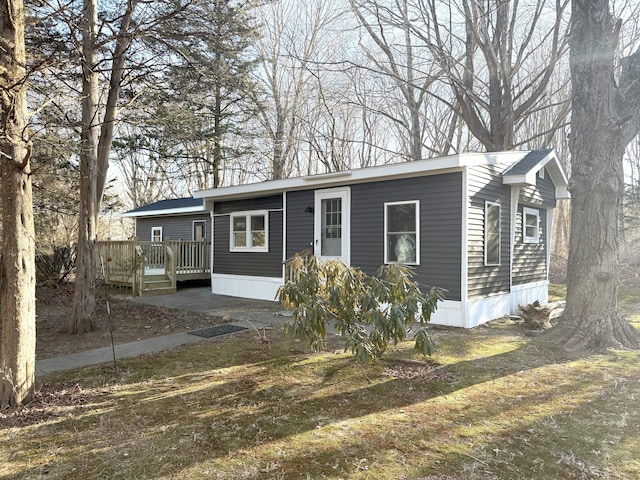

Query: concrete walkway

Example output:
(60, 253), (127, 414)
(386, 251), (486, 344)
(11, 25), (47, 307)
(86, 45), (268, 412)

(35, 287), (292, 376)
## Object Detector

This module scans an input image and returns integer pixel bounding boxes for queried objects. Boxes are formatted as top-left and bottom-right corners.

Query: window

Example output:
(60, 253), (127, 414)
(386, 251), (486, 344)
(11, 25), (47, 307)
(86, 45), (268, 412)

(538, 168), (545, 179)
(230, 211), (268, 252)
(485, 202), (501, 266)
(385, 201), (419, 264)
(523, 207), (540, 243)
(151, 226), (163, 243)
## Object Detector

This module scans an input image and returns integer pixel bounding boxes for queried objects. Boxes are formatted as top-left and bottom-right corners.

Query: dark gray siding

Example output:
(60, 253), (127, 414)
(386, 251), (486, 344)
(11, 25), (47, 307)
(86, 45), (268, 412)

(286, 190), (315, 257)
(135, 213), (211, 241)
(467, 165), (512, 299)
(513, 206), (547, 285)
(212, 195), (283, 278)
(519, 167), (556, 207)
(513, 168), (553, 285)
(350, 173), (463, 301)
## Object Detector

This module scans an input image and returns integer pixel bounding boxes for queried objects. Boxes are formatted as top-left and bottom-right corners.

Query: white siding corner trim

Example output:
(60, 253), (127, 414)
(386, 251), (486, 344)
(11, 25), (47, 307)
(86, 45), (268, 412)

(211, 273), (283, 301)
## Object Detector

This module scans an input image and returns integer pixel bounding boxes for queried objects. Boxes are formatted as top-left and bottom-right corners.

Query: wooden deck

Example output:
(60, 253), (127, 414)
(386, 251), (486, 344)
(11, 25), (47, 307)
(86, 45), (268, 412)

(96, 239), (211, 296)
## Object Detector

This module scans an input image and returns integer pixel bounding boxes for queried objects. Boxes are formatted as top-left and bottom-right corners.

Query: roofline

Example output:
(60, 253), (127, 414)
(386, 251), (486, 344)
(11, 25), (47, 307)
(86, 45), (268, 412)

(194, 151), (530, 201)
(502, 149), (570, 199)
(122, 205), (205, 218)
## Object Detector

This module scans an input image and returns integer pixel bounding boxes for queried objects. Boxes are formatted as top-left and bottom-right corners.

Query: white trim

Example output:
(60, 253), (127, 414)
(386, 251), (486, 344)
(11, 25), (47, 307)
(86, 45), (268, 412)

(211, 273), (282, 301)
(484, 201), (501, 266)
(151, 226), (163, 242)
(461, 168), (469, 319)
(523, 207), (540, 243)
(210, 207), (215, 275)
(230, 210), (269, 252)
(282, 192), (287, 279)
(314, 187), (351, 264)
(384, 200), (420, 265)
(123, 205), (204, 217)
(195, 151), (532, 201)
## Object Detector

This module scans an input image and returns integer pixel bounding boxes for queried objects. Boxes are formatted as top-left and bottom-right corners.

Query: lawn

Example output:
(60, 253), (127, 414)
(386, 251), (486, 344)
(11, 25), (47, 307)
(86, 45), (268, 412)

(2, 288), (640, 479)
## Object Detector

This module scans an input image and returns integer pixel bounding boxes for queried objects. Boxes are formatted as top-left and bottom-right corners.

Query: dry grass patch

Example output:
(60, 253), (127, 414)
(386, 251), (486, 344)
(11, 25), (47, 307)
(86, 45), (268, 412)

(2, 290), (640, 479)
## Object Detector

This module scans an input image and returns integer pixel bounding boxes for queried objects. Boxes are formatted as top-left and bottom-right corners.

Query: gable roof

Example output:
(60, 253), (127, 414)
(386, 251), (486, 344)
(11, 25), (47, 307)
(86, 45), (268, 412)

(123, 197), (204, 218)
(194, 149), (570, 203)
(502, 149), (570, 199)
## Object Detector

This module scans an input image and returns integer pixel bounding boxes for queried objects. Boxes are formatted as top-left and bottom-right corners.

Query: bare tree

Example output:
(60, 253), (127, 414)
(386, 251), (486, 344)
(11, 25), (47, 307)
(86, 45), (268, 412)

(0, 0), (36, 407)
(71, 0), (138, 333)
(553, 0), (640, 350)
(401, 0), (571, 151)
(253, 0), (342, 179)
(351, 0), (443, 161)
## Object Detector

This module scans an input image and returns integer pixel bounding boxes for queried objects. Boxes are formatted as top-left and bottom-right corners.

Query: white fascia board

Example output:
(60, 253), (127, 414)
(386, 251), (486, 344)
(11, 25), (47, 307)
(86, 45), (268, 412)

(194, 151), (530, 202)
(122, 206), (205, 218)
(502, 174), (528, 185)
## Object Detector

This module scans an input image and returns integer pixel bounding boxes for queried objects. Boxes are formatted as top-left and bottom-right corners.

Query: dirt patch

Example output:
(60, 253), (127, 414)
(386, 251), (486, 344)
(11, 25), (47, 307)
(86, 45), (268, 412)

(34, 284), (227, 359)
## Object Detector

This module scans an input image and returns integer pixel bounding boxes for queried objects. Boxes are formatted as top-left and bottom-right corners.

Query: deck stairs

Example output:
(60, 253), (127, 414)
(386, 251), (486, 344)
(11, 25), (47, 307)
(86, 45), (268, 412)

(139, 274), (176, 296)
(96, 238), (211, 296)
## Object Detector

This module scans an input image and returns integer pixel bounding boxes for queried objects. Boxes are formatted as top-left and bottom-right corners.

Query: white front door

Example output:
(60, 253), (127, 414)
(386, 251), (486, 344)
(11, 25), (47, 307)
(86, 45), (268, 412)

(314, 187), (350, 264)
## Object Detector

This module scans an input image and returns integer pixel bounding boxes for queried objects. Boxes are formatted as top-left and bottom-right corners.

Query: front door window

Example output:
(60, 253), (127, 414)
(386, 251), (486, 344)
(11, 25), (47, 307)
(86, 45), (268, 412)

(321, 198), (342, 256)
(314, 188), (350, 263)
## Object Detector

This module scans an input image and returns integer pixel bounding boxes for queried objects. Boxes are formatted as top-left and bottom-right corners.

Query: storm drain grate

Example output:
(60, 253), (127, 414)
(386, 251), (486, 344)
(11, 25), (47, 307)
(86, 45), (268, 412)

(188, 324), (248, 338)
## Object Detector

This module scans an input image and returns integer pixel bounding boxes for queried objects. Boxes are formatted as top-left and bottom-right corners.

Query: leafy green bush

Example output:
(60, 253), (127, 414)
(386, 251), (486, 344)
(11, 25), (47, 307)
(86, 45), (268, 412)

(277, 255), (445, 362)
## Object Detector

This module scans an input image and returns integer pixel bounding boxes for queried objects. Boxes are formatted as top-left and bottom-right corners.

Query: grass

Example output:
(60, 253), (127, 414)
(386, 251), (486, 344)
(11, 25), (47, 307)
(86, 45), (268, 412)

(2, 289), (640, 479)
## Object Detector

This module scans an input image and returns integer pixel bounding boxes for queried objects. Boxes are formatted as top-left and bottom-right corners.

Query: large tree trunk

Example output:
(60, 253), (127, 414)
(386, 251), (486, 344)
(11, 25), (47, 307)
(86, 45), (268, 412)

(553, 0), (640, 350)
(72, 0), (136, 333)
(0, 0), (36, 407)
(71, 0), (100, 333)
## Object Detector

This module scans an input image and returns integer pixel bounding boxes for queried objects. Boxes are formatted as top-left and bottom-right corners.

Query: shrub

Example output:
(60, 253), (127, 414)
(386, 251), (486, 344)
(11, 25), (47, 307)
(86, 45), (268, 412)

(277, 255), (445, 362)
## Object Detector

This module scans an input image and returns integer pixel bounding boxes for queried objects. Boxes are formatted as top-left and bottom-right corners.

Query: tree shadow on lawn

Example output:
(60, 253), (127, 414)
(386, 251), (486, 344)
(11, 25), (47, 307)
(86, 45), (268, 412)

(9, 332), (638, 479)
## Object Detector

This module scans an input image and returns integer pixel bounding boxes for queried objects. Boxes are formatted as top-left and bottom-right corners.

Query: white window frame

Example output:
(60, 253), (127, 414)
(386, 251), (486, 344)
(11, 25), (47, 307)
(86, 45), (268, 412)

(314, 187), (351, 264)
(151, 226), (163, 243)
(484, 201), (501, 266)
(384, 200), (420, 265)
(523, 207), (540, 244)
(538, 168), (545, 179)
(230, 210), (269, 252)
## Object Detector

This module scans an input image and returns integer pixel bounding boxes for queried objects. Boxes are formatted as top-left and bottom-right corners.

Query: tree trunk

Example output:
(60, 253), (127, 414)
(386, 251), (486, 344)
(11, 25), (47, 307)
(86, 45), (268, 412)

(72, 0), (136, 333)
(0, 0), (36, 407)
(553, 0), (640, 350)
(71, 0), (100, 333)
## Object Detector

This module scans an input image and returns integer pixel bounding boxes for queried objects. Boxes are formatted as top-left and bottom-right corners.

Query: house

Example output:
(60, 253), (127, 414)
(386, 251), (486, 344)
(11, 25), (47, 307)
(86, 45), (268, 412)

(123, 197), (210, 242)
(193, 149), (570, 329)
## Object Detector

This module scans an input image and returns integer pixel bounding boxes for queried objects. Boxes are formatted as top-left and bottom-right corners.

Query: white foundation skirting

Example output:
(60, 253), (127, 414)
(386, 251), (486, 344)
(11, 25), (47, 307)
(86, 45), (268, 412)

(211, 274), (549, 329)
(211, 273), (283, 301)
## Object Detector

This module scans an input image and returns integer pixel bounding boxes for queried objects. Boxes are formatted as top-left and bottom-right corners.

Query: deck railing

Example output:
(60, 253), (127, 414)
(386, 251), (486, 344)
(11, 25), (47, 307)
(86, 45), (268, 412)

(96, 238), (211, 294)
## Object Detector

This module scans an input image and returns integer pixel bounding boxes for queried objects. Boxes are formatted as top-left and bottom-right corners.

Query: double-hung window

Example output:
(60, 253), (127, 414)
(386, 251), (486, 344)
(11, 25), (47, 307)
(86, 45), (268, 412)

(523, 207), (540, 243)
(485, 202), (501, 266)
(384, 201), (419, 265)
(230, 211), (268, 252)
